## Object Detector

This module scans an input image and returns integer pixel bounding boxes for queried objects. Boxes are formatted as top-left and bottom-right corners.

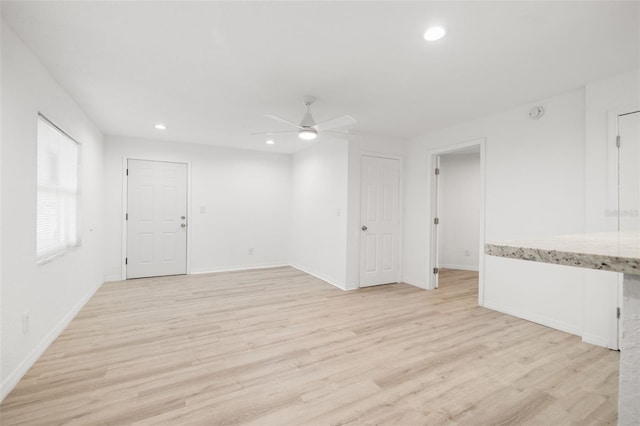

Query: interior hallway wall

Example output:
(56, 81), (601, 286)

(404, 88), (588, 338)
(289, 139), (349, 288)
(1, 22), (104, 399)
(437, 153), (481, 271)
(103, 136), (292, 280)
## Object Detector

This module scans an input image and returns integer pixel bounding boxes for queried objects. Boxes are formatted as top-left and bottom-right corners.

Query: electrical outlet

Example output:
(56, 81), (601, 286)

(22, 312), (30, 335)
(248, 248), (254, 255)
(464, 250), (471, 257)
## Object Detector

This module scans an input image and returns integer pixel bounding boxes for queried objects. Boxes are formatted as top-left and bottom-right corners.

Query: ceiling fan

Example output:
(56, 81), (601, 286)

(254, 96), (356, 141)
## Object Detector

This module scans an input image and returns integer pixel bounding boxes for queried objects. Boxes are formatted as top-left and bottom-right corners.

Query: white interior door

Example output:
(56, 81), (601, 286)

(127, 159), (188, 279)
(618, 111), (640, 232)
(616, 110), (639, 348)
(360, 155), (400, 287)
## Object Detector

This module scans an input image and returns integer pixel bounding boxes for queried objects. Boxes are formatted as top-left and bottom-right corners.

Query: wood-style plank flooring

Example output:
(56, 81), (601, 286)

(0, 267), (619, 425)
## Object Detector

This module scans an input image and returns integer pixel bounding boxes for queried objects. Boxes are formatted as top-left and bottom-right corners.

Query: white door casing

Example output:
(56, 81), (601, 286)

(359, 155), (400, 287)
(616, 110), (640, 348)
(126, 159), (188, 279)
(618, 111), (640, 232)
(431, 155), (441, 289)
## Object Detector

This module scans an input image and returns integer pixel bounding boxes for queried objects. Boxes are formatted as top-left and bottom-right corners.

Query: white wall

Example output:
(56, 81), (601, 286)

(289, 134), (405, 291)
(1, 22), (104, 399)
(404, 88), (588, 337)
(103, 136), (291, 280)
(438, 153), (481, 271)
(289, 139), (349, 288)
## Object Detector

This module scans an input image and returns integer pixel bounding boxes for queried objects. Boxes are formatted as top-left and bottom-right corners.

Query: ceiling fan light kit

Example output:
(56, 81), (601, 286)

(298, 128), (318, 140)
(255, 96), (356, 141)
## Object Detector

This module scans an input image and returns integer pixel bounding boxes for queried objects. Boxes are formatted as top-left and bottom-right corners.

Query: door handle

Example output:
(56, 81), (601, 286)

(361, 225), (368, 231)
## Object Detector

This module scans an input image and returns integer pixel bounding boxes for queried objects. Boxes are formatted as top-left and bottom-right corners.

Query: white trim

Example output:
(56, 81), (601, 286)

(121, 157), (192, 280)
(607, 104), (640, 350)
(290, 263), (347, 291)
(191, 263), (289, 275)
(426, 138), (486, 307)
(607, 103), (640, 231)
(617, 272), (624, 349)
(401, 276), (427, 289)
(438, 264), (479, 272)
(357, 153), (404, 288)
(483, 299), (582, 338)
(582, 332), (611, 349)
(0, 279), (103, 402)
(104, 274), (123, 283)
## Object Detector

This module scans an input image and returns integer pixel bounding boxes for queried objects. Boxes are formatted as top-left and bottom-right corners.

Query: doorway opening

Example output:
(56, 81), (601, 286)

(429, 139), (485, 306)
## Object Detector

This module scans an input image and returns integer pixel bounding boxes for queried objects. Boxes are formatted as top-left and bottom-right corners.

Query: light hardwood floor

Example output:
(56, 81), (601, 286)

(0, 267), (618, 425)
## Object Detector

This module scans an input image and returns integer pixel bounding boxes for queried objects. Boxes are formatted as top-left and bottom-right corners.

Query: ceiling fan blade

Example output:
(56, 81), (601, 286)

(323, 130), (350, 140)
(313, 115), (356, 131)
(264, 114), (303, 130)
(251, 130), (298, 135)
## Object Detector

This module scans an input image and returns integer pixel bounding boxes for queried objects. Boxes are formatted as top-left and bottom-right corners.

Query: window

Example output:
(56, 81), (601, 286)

(37, 115), (79, 263)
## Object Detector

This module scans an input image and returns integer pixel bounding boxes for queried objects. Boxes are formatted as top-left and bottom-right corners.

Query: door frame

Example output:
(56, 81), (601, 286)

(121, 156), (192, 280)
(358, 152), (403, 288)
(427, 138), (486, 307)
(608, 105), (640, 348)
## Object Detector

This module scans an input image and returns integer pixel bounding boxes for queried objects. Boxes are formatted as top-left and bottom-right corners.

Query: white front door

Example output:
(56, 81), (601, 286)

(360, 155), (400, 287)
(126, 159), (188, 279)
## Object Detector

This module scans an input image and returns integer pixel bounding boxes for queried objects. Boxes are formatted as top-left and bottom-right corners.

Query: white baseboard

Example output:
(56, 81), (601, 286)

(191, 263), (289, 275)
(439, 263), (479, 272)
(483, 299), (583, 338)
(582, 332), (611, 349)
(0, 279), (104, 402)
(103, 273), (123, 282)
(290, 263), (345, 290)
(401, 276), (427, 289)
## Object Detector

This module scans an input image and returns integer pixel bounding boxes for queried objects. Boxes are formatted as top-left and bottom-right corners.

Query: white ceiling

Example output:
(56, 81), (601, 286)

(2, 1), (638, 153)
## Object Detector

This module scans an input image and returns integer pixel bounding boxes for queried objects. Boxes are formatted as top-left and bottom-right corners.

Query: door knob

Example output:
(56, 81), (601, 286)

(181, 216), (186, 220)
(361, 225), (368, 231)
(181, 224), (186, 228)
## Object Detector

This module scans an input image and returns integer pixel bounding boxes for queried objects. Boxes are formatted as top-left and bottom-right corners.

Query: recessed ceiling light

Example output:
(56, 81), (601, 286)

(266, 139), (275, 145)
(424, 26), (446, 42)
(154, 123), (167, 130)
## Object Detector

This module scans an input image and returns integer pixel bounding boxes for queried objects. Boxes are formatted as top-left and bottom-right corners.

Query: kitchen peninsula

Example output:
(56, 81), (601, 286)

(486, 232), (640, 426)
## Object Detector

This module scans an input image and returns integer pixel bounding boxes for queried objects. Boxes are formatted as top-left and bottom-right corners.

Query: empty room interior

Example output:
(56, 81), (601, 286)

(1, 1), (640, 424)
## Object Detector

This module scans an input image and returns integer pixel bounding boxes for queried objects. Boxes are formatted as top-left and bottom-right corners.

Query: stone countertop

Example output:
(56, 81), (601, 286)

(485, 232), (640, 275)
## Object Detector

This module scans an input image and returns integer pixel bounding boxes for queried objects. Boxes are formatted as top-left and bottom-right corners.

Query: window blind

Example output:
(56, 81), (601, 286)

(37, 115), (79, 263)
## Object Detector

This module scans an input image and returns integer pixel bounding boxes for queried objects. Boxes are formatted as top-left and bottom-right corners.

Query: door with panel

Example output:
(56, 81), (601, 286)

(126, 159), (188, 279)
(360, 155), (401, 287)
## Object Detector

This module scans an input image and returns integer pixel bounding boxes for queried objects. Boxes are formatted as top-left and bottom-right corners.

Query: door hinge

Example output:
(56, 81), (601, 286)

(125, 213), (128, 220)
(433, 267), (439, 274)
(616, 135), (621, 148)
(125, 257), (128, 265)
(434, 217), (439, 225)
(617, 307), (621, 319)
(126, 168), (129, 176)
(435, 168), (440, 175)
